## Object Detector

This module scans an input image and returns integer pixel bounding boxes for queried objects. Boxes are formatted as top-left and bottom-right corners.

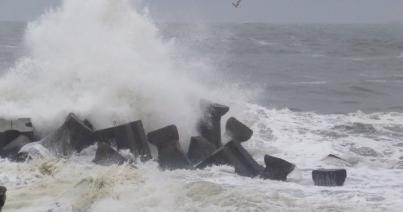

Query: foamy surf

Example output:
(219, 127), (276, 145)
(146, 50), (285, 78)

(1, 104), (403, 211)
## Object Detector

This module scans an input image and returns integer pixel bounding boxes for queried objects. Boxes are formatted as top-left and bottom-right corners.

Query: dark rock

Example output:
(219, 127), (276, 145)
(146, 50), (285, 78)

(11, 118), (34, 138)
(0, 135), (31, 160)
(224, 141), (264, 177)
(83, 119), (94, 130)
(92, 120), (151, 161)
(41, 113), (93, 156)
(147, 125), (190, 170)
(225, 117), (253, 143)
(147, 125), (179, 146)
(0, 119), (10, 149)
(260, 155), (295, 181)
(197, 100), (229, 148)
(196, 141), (264, 177)
(187, 136), (216, 165)
(0, 186), (5, 212)
(93, 143), (127, 166)
(0, 118), (34, 150)
(312, 169), (347, 186)
(195, 145), (229, 167)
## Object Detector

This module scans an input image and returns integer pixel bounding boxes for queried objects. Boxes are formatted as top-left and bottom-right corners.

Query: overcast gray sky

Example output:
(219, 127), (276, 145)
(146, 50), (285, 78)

(0, 0), (402, 23)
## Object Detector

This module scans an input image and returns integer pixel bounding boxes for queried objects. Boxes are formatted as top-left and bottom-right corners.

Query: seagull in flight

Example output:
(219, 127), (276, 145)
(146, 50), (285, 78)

(232, 0), (242, 8)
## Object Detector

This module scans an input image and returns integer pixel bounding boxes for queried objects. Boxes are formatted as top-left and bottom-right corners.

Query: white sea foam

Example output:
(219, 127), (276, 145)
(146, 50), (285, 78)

(2, 104), (403, 211)
(250, 38), (273, 46)
(292, 81), (328, 86)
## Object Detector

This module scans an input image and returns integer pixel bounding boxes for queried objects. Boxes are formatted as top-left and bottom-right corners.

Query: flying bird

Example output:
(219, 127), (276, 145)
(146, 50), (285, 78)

(232, 0), (242, 8)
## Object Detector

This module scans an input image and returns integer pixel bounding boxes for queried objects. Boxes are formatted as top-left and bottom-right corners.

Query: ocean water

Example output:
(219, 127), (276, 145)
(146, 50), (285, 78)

(158, 23), (403, 113)
(1, 0), (403, 211)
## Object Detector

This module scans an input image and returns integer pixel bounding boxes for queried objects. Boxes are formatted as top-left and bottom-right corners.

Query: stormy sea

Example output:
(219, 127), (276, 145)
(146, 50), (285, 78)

(1, 0), (403, 211)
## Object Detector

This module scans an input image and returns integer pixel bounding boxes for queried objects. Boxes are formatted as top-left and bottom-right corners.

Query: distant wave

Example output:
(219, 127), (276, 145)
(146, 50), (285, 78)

(0, 44), (17, 48)
(250, 38), (273, 46)
(292, 81), (328, 86)
(350, 85), (385, 95)
(364, 79), (387, 84)
(311, 54), (326, 58)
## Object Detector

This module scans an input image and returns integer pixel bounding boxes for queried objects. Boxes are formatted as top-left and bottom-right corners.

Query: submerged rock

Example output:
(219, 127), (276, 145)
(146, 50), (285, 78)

(332, 122), (376, 134)
(93, 143), (127, 166)
(260, 155), (295, 181)
(92, 120), (151, 161)
(312, 169), (347, 186)
(324, 154), (344, 161)
(0, 135), (31, 160)
(197, 141), (264, 177)
(0, 186), (5, 212)
(197, 100), (229, 148)
(394, 161), (403, 169)
(313, 130), (348, 139)
(147, 125), (191, 170)
(187, 136), (216, 165)
(225, 117), (253, 143)
(18, 142), (52, 160)
(0, 118), (34, 150)
(322, 154), (352, 166)
(350, 146), (378, 157)
(41, 113), (93, 156)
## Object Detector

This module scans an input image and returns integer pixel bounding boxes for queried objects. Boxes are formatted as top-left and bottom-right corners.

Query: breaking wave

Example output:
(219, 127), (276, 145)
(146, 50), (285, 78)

(0, 0), (245, 138)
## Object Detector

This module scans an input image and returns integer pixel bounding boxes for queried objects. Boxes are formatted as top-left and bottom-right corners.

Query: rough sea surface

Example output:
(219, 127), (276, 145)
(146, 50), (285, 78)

(1, 0), (403, 211)
(159, 23), (403, 113)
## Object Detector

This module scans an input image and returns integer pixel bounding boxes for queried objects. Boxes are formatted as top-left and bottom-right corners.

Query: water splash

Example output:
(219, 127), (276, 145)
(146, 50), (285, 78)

(0, 0), (241, 139)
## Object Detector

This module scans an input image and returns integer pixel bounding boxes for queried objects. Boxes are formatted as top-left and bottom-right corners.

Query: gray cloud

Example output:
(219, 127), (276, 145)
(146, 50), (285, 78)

(1, 0), (402, 23)
(146, 0), (403, 23)
(0, 0), (60, 21)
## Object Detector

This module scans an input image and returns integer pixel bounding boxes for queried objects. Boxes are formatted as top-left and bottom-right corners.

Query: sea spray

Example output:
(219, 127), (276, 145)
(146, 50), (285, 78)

(0, 0), (246, 141)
